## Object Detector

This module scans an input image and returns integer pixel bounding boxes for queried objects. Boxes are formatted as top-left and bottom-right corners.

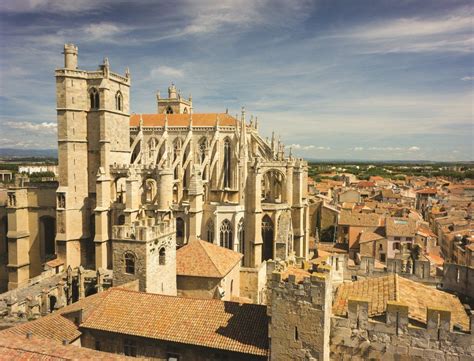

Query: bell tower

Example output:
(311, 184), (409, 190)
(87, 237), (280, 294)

(156, 83), (192, 114)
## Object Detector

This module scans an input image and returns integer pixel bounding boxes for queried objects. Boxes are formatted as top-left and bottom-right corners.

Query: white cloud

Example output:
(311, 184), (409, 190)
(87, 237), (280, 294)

(0, 0), (109, 13)
(461, 76), (474, 81)
(290, 144), (329, 151)
(408, 146), (421, 152)
(353, 147), (364, 151)
(151, 66), (184, 79)
(6, 121), (57, 134)
(334, 9), (473, 53)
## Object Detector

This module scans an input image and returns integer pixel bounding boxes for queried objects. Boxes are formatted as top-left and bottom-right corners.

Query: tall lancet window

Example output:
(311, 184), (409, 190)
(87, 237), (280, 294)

(89, 88), (99, 109)
(115, 91), (123, 111)
(220, 219), (233, 250)
(223, 138), (231, 188)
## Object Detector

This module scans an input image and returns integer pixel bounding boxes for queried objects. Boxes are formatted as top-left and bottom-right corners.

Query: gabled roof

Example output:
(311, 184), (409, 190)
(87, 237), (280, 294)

(176, 239), (243, 278)
(80, 288), (269, 356)
(333, 274), (469, 331)
(130, 113), (237, 127)
(416, 188), (437, 195)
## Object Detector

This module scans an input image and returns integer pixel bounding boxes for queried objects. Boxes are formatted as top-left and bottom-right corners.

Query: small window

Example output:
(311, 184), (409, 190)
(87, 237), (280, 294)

(294, 326), (299, 341)
(124, 253), (135, 274)
(95, 340), (101, 351)
(393, 242), (400, 251)
(166, 106), (173, 114)
(124, 338), (137, 357)
(394, 236), (401, 241)
(167, 353), (180, 361)
(89, 88), (99, 109)
(159, 247), (166, 265)
(116, 91), (123, 111)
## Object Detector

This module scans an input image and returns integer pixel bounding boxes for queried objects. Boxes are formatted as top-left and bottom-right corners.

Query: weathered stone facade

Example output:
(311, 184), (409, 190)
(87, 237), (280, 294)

(330, 298), (474, 360)
(1, 44), (310, 293)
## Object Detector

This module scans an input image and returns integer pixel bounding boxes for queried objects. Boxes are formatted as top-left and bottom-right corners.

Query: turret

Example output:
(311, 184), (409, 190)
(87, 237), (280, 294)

(168, 82), (177, 99)
(63, 43), (78, 69)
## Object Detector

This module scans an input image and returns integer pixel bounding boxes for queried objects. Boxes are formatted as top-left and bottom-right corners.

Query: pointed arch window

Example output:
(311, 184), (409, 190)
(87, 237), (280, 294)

(223, 138), (232, 188)
(220, 219), (233, 250)
(199, 138), (207, 164)
(89, 88), (99, 110)
(124, 252), (135, 274)
(207, 220), (214, 243)
(159, 247), (166, 265)
(166, 106), (173, 114)
(115, 91), (123, 111)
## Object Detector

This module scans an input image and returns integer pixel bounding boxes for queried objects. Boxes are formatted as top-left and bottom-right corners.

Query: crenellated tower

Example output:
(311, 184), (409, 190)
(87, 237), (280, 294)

(55, 44), (131, 270)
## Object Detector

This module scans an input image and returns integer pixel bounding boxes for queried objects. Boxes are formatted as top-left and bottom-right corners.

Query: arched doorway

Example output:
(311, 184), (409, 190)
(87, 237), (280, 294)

(262, 215), (274, 261)
(40, 216), (56, 261)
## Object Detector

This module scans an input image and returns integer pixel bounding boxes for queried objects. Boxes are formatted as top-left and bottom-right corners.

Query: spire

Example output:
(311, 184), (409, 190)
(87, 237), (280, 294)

(139, 114), (143, 130)
(189, 111), (193, 130)
(240, 106), (247, 151)
(271, 131), (276, 153)
(255, 116), (258, 130)
(125, 67), (130, 79)
(164, 113), (168, 131)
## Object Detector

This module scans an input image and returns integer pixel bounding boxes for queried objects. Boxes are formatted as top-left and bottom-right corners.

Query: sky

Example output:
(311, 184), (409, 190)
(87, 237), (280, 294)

(0, 0), (473, 161)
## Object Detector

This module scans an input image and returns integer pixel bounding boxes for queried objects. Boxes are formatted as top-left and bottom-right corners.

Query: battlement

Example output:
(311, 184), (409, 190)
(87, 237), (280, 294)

(331, 297), (474, 359)
(112, 218), (174, 241)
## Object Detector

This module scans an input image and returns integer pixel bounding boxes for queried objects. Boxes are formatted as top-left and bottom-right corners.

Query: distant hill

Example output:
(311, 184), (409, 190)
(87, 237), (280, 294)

(0, 148), (57, 158)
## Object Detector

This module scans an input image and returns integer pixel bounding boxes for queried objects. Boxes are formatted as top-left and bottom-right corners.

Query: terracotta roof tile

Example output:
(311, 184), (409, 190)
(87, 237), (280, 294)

(176, 239), (242, 278)
(80, 288), (269, 356)
(130, 113), (237, 127)
(0, 333), (133, 360)
(333, 274), (469, 331)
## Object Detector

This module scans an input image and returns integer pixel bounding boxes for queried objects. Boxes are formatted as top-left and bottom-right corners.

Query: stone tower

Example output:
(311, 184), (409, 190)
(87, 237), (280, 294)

(111, 216), (177, 295)
(268, 264), (333, 361)
(156, 83), (192, 114)
(55, 44), (131, 270)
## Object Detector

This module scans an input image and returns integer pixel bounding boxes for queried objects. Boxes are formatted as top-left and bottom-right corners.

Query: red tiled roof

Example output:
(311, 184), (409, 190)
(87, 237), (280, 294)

(333, 274), (469, 331)
(130, 113), (238, 127)
(0, 333), (132, 360)
(176, 239), (242, 278)
(80, 288), (269, 356)
(357, 181), (376, 188)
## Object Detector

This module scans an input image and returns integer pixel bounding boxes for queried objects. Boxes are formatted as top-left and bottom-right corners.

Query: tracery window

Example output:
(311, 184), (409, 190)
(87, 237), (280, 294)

(198, 138), (207, 164)
(220, 219), (233, 250)
(166, 106), (173, 114)
(89, 88), (99, 109)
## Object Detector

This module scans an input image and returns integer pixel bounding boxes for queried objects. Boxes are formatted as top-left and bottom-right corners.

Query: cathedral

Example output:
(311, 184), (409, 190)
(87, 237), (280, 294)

(0, 44), (310, 292)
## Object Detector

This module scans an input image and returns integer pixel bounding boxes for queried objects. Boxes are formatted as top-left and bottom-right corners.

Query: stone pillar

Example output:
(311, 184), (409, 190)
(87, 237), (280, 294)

(56, 280), (66, 308)
(125, 172), (140, 224)
(246, 161), (263, 267)
(66, 266), (73, 305)
(77, 266), (85, 300)
(41, 289), (49, 316)
(96, 268), (104, 293)
(94, 168), (111, 270)
(6, 188), (31, 290)
(158, 169), (173, 210)
(188, 165), (203, 241)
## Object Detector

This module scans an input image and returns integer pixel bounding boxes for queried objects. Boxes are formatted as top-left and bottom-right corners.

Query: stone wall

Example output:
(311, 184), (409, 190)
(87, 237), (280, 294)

(240, 261), (267, 304)
(441, 263), (474, 299)
(268, 269), (333, 361)
(81, 329), (266, 361)
(330, 298), (474, 360)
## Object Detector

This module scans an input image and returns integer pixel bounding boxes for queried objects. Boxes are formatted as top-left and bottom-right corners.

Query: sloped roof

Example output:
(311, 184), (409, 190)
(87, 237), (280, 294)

(2, 290), (108, 343)
(80, 288), (269, 356)
(130, 113), (237, 127)
(0, 333), (132, 360)
(176, 239), (243, 278)
(333, 274), (469, 331)
(339, 211), (382, 227)
(358, 231), (385, 244)
(386, 217), (417, 237)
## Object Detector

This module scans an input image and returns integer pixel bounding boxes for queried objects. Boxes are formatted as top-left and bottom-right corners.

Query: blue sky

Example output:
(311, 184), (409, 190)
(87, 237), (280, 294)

(0, 0), (472, 161)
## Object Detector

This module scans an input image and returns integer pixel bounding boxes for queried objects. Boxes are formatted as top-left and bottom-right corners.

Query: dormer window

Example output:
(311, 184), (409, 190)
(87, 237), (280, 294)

(89, 88), (99, 109)
(115, 91), (123, 111)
